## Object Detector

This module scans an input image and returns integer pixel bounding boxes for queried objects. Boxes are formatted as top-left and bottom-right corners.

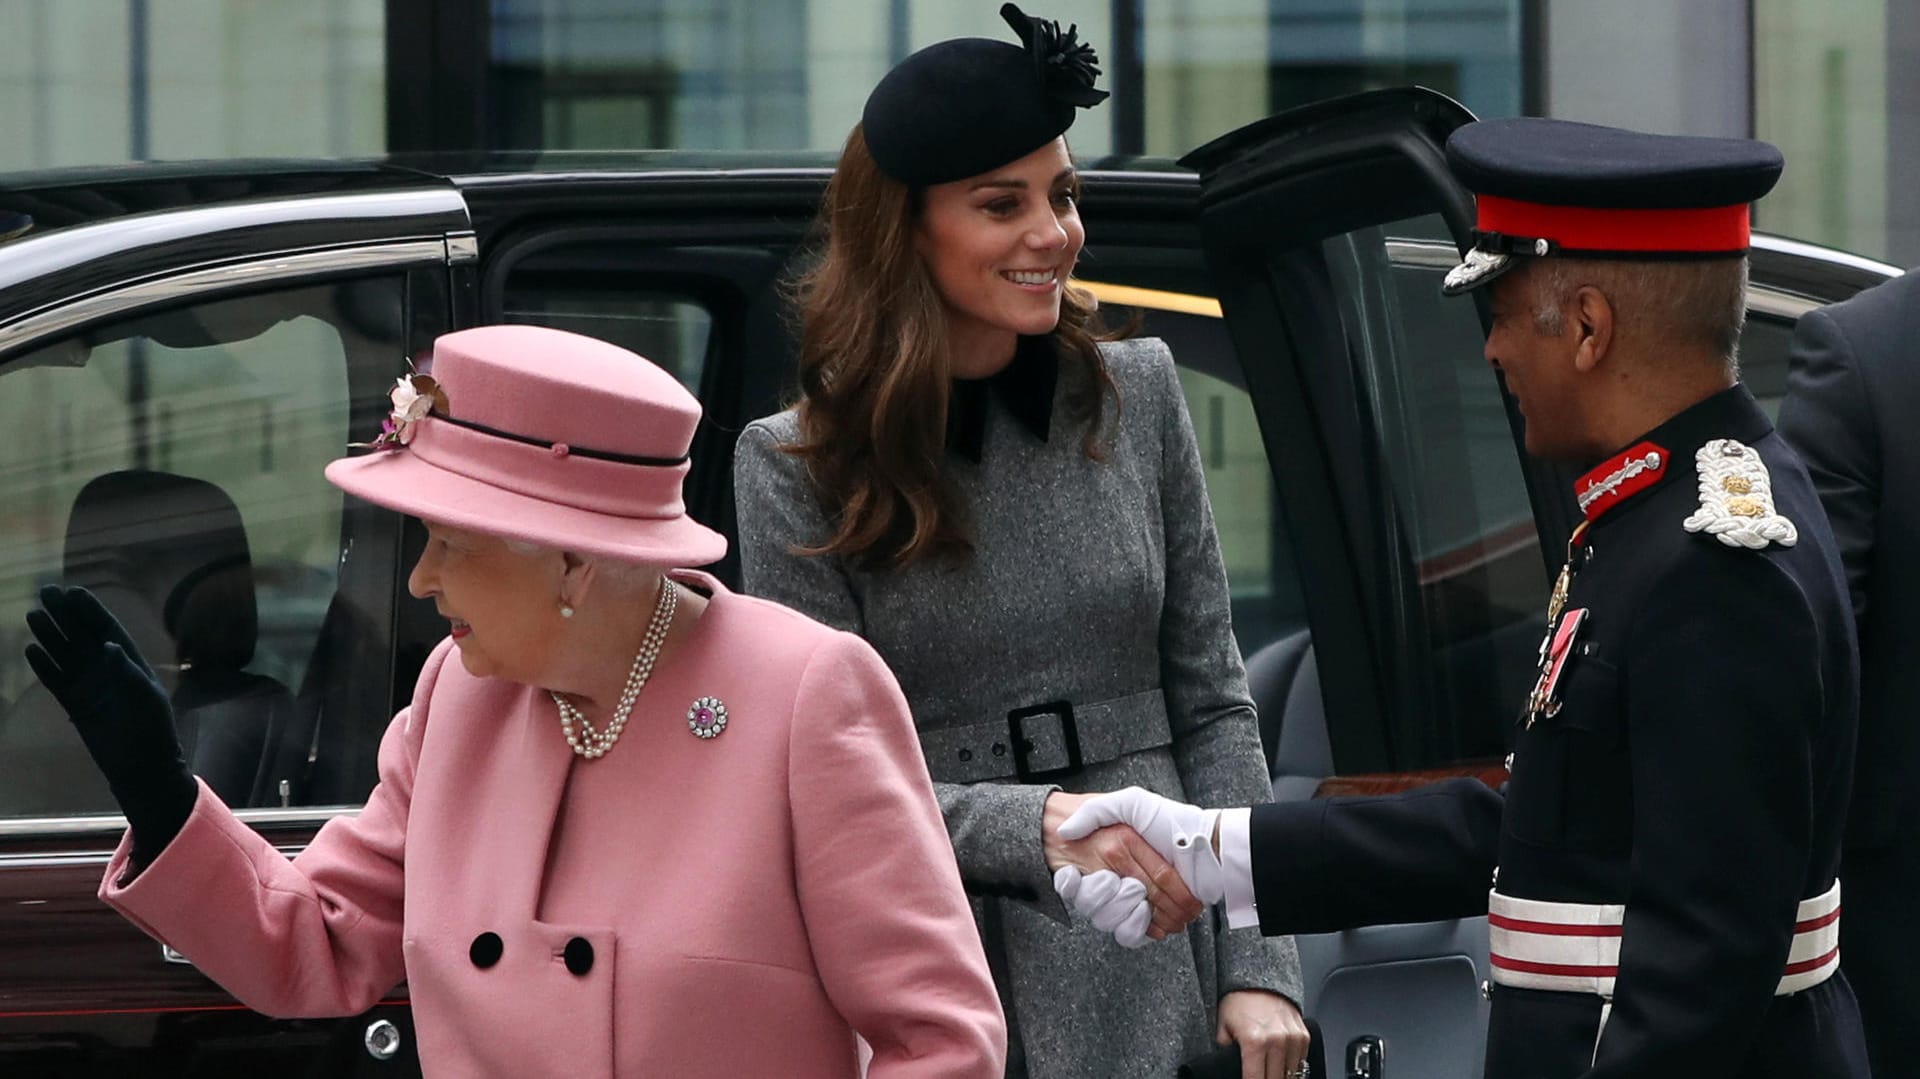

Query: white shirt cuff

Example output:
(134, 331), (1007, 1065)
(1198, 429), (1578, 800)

(1219, 807), (1260, 930)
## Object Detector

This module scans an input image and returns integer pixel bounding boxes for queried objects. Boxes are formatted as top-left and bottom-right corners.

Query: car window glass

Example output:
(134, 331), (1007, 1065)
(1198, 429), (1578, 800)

(1082, 275), (1318, 777)
(1735, 312), (1796, 419)
(0, 279), (406, 817)
(1333, 216), (1549, 769)
(501, 288), (712, 394)
(1080, 282), (1311, 657)
(1179, 363), (1280, 626)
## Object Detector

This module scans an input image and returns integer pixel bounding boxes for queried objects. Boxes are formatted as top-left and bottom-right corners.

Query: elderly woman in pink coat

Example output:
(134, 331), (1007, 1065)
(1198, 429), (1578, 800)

(21, 325), (1006, 1079)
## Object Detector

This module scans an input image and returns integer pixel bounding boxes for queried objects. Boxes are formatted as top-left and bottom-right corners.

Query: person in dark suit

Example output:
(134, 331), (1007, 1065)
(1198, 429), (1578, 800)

(1059, 117), (1871, 1079)
(1779, 267), (1920, 1078)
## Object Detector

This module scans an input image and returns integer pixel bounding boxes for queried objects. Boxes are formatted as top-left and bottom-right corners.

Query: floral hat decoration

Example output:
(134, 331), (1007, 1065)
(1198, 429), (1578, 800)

(353, 369), (450, 451)
(860, 3), (1109, 187)
(326, 324), (726, 566)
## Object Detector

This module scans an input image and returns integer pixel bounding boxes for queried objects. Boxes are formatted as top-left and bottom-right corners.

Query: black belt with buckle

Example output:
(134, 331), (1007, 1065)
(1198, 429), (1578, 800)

(919, 688), (1173, 784)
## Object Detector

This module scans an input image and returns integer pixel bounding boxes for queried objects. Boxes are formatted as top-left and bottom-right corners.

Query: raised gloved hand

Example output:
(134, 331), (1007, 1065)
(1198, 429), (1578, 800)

(1053, 865), (1154, 948)
(24, 585), (196, 865)
(1058, 786), (1227, 905)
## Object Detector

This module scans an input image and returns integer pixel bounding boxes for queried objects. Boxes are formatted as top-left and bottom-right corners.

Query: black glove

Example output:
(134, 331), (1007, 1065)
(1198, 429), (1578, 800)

(24, 584), (197, 866)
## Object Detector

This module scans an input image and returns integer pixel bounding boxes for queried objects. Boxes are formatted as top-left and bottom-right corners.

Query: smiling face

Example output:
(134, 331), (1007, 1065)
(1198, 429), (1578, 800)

(1483, 262), (1590, 461)
(914, 138), (1085, 378)
(406, 521), (563, 684)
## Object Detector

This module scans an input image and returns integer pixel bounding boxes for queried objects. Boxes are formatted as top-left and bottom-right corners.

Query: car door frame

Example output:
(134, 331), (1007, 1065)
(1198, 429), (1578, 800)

(1180, 86), (1523, 1079)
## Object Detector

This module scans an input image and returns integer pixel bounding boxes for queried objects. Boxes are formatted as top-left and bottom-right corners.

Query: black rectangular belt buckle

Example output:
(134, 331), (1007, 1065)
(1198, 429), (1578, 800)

(1008, 700), (1081, 781)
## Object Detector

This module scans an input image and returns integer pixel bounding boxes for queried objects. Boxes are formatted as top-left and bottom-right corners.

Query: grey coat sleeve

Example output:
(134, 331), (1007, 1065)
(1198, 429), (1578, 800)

(731, 422), (1070, 922)
(1779, 306), (1880, 625)
(1142, 343), (1305, 1002)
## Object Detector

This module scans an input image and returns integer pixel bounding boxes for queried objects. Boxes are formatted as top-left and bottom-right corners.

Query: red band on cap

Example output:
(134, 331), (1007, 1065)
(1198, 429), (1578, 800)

(1478, 195), (1751, 253)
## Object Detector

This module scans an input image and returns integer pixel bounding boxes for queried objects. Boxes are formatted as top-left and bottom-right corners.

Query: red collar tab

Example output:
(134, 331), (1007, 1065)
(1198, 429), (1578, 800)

(1575, 442), (1671, 521)
(1477, 195), (1752, 255)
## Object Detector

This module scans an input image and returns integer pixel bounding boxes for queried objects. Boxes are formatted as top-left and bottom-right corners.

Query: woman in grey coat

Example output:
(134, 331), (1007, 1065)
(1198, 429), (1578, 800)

(733, 7), (1306, 1078)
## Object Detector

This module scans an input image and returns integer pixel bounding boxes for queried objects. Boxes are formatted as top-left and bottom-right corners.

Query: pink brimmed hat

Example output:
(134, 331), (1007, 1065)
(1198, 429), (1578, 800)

(324, 325), (726, 566)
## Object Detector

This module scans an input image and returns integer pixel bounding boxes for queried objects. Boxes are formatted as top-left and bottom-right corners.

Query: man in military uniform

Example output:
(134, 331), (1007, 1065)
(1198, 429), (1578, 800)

(1059, 118), (1869, 1078)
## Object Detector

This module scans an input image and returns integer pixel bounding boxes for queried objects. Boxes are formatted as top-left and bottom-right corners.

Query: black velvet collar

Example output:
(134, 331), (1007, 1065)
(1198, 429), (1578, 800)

(946, 334), (1059, 463)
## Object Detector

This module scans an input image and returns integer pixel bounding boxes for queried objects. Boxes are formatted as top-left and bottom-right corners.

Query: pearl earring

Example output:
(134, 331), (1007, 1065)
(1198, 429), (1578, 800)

(560, 604), (575, 619)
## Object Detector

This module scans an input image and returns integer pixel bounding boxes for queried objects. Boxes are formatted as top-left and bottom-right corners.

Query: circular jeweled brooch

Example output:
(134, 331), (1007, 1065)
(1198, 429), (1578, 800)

(687, 696), (728, 739)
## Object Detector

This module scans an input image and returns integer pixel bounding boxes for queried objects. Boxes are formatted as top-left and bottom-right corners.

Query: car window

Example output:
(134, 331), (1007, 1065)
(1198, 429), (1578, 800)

(0, 279), (407, 817)
(1334, 216), (1549, 769)
(1079, 280), (1312, 658)
(1735, 312), (1796, 419)
(501, 287), (713, 394)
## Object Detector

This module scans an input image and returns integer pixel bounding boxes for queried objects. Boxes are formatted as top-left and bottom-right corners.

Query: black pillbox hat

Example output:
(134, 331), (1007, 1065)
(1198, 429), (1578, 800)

(1440, 117), (1785, 295)
(861, 3), (1109, 187)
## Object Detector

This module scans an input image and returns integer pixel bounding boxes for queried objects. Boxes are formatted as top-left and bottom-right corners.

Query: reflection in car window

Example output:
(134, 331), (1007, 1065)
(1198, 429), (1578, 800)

(1333, 215), (1549, 768)
(0, 280), (405, 817)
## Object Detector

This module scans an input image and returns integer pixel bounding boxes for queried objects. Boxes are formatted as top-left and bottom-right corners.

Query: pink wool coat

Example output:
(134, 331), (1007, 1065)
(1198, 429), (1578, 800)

(100, 572), (1006, 1079)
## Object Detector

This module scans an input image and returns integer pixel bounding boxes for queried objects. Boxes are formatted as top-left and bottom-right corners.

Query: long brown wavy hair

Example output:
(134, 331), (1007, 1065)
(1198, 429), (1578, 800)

(783, 123), (1122, 570)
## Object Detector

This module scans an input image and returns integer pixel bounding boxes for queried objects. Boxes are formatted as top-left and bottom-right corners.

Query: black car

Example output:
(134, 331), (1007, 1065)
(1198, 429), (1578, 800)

(0, 90), (1899, 1076)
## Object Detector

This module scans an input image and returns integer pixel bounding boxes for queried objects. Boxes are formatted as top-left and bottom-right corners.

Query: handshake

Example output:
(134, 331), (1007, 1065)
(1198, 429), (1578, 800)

(1044, 787), (1228, 948)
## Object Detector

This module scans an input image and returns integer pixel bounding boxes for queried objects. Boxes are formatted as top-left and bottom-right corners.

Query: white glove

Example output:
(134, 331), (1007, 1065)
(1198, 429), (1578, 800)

(1052, 866), (1155, 948)
(1057, 786), (1226, 905)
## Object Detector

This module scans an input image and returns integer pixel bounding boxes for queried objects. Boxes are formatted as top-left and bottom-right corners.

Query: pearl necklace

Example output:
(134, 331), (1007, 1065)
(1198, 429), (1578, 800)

(550, 578), (678, 759)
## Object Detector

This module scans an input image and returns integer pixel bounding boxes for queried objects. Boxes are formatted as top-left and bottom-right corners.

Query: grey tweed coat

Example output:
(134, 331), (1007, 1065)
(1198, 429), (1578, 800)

(733, 337), (1301, 1079)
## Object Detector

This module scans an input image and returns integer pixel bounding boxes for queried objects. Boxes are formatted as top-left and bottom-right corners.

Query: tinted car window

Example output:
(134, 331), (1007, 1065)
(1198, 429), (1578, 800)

(1736, 312), (1797, 419)
(1079, 281), (1312, 659)
(501, 288), (713, 393)
(1332, 216), (1549, 768)
(0, 279), (407, 816)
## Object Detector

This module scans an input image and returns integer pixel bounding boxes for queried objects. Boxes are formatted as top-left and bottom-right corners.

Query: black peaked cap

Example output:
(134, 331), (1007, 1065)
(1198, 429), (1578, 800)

(1446, 117), (1784, 209)
(862, 4), (1108, 186)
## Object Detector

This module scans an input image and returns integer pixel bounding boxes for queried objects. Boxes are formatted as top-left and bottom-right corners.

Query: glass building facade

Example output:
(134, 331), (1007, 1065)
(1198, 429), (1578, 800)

(0, 0), (1914, 265)
(479, 0), (1525, 159)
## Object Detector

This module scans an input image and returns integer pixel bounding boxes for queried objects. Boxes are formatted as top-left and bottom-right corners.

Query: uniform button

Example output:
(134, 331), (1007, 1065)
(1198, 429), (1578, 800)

(991, 742), (1007, 757)
(958, 748), (973, 762)
(469, 932), (503, 969)
(564, 937), (594, 976)
(1491, 866), (1500, 886)
(1481, 979), (1494, 1001)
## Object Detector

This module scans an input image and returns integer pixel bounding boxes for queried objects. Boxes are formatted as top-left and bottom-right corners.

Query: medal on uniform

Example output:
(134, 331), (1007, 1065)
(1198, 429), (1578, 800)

(1543, 521), (1589, 628)
(1537, 520), (1590, 672)
(1526, 608), (1588, 727)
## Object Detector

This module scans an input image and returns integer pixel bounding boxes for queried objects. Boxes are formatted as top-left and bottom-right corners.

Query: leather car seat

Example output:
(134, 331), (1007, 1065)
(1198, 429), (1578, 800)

(0, 470), (298, 814)
(1245, 628), (1334, 801)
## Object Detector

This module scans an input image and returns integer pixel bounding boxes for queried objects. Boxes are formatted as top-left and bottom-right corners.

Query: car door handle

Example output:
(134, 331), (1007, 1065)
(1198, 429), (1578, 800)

(1346, 1034), (1385, 1078)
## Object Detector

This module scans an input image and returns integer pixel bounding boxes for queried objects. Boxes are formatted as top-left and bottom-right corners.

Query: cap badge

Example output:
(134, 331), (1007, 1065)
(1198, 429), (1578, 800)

(1682, 439), (1797, 549)
(1443, 248), (1511, 293)
(688, 696), (729, 740)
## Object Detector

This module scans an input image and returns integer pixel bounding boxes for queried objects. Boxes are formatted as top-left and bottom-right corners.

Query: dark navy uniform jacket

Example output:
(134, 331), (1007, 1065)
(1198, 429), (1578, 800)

(1244, 385), (1866, 1078)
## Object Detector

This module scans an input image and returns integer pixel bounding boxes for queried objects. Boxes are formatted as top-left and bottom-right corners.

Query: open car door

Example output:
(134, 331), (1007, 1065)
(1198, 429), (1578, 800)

(1184, 88), (1569, 1079)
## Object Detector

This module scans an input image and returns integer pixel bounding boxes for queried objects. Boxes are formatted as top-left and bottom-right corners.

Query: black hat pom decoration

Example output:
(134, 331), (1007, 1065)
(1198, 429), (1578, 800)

(1001, 3), (1109, 109)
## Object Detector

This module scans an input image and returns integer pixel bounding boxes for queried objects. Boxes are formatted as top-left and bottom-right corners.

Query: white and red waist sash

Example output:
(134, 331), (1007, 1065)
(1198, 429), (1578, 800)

(1488, 881), (1840, 997)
